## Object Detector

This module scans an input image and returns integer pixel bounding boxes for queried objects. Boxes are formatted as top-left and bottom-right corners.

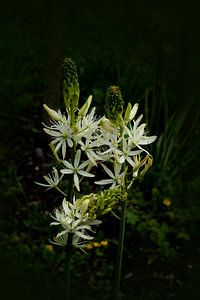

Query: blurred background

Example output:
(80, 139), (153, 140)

(0, 1), (200, 299)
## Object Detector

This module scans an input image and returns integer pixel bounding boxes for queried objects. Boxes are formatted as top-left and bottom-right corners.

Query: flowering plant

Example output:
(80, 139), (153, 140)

(37, 58), (156, 299)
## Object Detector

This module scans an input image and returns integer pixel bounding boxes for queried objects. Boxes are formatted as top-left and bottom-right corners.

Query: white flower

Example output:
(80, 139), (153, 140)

(43, 117), (73, 159)
(95, 162), (125, 188)
(79, 139), (101, 166)
(97, 128), (122, 160)
(50, 197), (101, 248)
(125, 114), (157, 154)
(35, 167), (62, 189)
(61, 150), (95, 191)
(74, 108), (101, 143)
(115, 136), (142, 166)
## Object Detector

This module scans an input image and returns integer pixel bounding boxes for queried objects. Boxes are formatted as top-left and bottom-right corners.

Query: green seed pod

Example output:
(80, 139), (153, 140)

(104, 86), (124, 125)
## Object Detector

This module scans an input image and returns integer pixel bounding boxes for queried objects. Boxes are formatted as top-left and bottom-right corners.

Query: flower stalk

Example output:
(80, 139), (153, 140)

(64, 233), (73, 300)
(37, 59), (156, 300)
(114, 200), (127, 300)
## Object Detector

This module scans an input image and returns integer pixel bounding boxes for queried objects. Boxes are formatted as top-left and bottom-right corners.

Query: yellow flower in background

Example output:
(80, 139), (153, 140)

(163, 198), (172, 206)
(93, 242), (101, 248)
(100, 240), (108, 247)
(45, 244), (54, 252)
(86, 243), (93, 250)
(85, 240), (109, 250)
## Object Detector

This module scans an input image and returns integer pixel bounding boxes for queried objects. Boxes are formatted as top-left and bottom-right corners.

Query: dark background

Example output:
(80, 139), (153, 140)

(0, 1), (200, 299)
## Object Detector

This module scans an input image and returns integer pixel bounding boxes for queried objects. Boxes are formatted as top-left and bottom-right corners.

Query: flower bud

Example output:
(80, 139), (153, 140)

(43, 104), (61, 121)
(78, 95), (93, 117)
(124, 102), (132, 122)
(100, 117), (115, 132)
(62, 58), (78, 84)
(102, 208), (112, 214)
(104, 86), (124, 125)
(61, 58), (80, 114)
(79, 199), (90, 213)
(129, 103), (139, 121)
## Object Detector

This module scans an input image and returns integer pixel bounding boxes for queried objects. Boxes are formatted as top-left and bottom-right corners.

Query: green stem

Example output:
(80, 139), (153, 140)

(65, 143), (76, 299)
(67, 142), (76, 202)
(113, 200), (127, 300)
(65, 234), (73, 300)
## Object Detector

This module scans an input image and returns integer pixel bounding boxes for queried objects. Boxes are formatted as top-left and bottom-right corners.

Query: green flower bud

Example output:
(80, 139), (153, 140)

(100, 117), (115, 132)
(77, 188), (127, 219)
(102, 208), (112, 215)
(62, 58), (78, 84)
(105, 86), (124, 125)
(43, 104), (61, 121)
(61, 58), (80, 116)
(124, 102), (132, 123)
(79, 199), (90, 213)
(107, 201), (116, 208)
(78, 95), (93, 118)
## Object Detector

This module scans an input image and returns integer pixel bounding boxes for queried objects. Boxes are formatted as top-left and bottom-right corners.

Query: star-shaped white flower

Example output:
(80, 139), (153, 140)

(61, 150), (95, 191)
(115, 136), (142, 166)
(35, 168), (66, 195)
(43, 116), (73, 159)
(95, 162), (125, 188)
(97, 128), (122, 160)
(79, 139), (101, 166)
(74, 108), (101, 143)
(125, 114), (157, 154)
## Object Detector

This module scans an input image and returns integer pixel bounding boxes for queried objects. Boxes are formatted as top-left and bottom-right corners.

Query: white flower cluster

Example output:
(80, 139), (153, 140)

(40, 100), (156, 193)
(50, 197), (101, 248)
(38, 94), (156, 247)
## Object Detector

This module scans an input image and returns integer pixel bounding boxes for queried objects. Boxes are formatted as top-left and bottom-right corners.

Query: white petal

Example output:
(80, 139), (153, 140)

(62, 198), (71, 215)
(74, 173), (80, 191)
(129, 103), (139, 121)
(101, 164), (114, 178)
(56, 230), (68, 238)
(72, 219), (82, 229)
(139, 136), (157, 145)
(55, 140), (63, 153)
(126, 156), (135, 167)
(78, 170), (95, 177)
(95, 179), (114, 185)
(62, 160), (73, 169)
(114, 162), (122, 175)
(74, 150), (81, 168)
(67, 138), (73, 148)
(50, 222), (60, 226)
(61, 169), (73, 174)
(43, 128), (61, 137)
(79, 160), (89, 170)
(76, 225), (92, 231)
(75, 231), (94, 240)
(87, 152), (97, 166)
(135, 114), (143, 127)
(117, 156), (125, 164)
(62, 141), (66, 159)
(35, 181), (50, 188)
